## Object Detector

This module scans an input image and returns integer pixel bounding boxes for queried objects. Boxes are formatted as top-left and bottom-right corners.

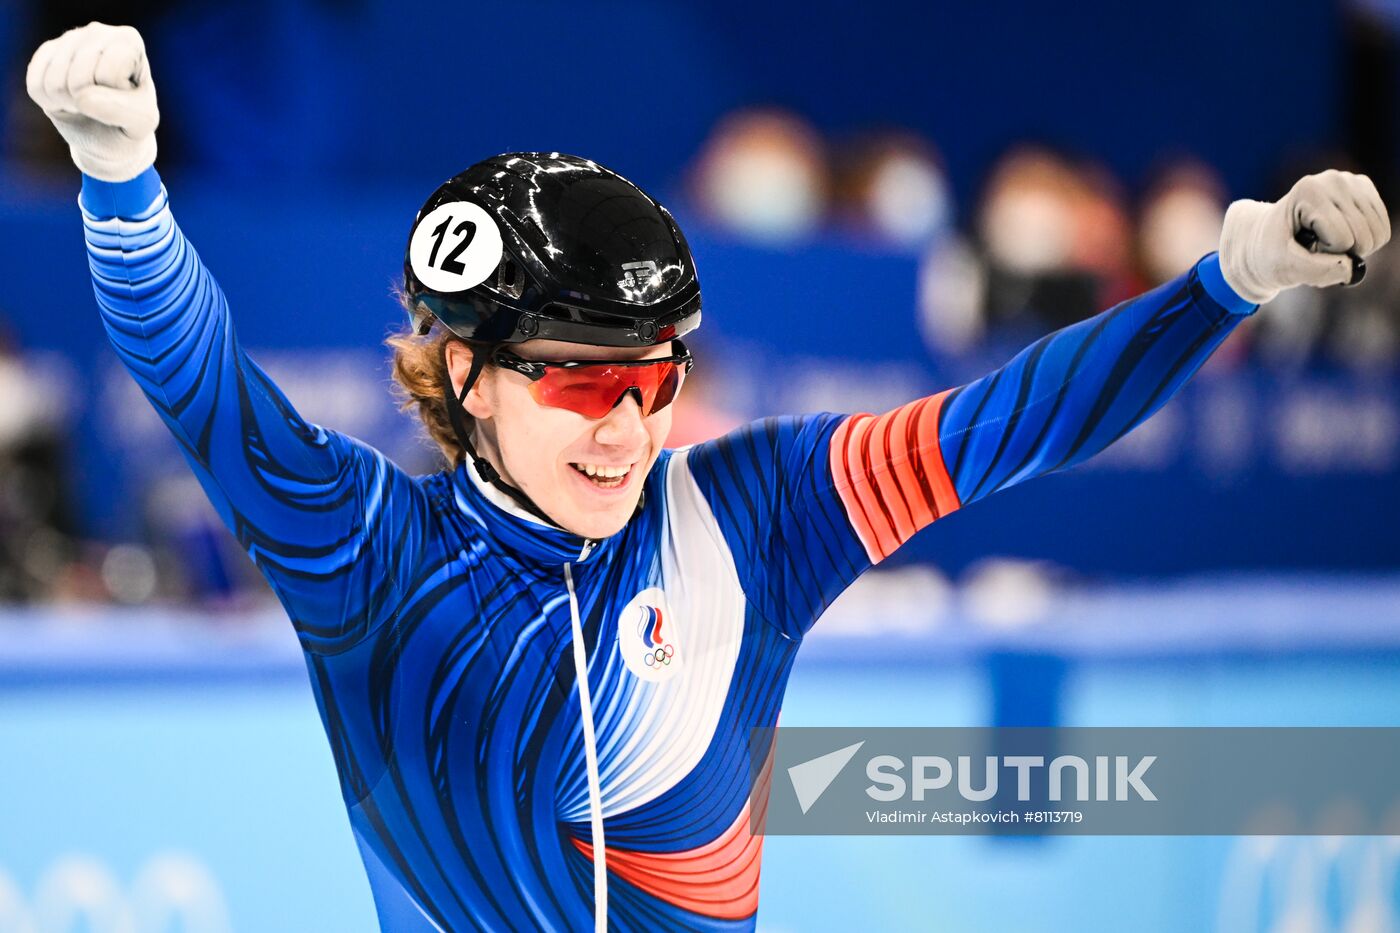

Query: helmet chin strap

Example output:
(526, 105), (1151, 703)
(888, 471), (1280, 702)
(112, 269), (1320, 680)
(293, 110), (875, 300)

(443, 343), (560, 527)
(440, 342), (645, 535)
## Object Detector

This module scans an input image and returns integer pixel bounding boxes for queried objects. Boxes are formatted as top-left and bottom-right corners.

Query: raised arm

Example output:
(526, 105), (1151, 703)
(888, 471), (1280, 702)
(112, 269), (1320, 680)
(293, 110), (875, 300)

(690, 162), (1390, 639)
(831, 254), (1250, 562)
(30, 23), (426, 652)
(687, 256), (1247, 637)
(831, 168), (1391, 566)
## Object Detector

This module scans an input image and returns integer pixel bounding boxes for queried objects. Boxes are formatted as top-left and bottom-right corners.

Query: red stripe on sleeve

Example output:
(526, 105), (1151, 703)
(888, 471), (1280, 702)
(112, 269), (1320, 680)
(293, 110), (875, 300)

(830, 390), (962, 563)
(919, 390), (961, 518)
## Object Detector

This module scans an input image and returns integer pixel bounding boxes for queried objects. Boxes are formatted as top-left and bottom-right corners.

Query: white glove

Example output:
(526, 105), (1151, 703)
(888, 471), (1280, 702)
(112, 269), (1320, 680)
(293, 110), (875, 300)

(25, 22), (159, 183)
(1219, 169), (1391, 305)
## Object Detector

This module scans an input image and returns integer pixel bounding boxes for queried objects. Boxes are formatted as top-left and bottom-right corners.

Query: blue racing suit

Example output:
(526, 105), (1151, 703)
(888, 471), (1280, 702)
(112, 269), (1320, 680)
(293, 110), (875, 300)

(80, 168), (1256, 931)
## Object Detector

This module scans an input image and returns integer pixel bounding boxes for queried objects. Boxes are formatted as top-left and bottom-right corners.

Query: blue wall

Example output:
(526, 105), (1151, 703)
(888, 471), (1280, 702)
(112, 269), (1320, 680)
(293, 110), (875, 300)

(128, 0), (1341, 203)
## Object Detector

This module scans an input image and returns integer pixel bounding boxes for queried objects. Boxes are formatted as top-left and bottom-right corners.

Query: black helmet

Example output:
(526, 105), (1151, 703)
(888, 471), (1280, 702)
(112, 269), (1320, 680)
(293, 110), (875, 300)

(404, 152), (699, 528)
(403, 152), (702, 348)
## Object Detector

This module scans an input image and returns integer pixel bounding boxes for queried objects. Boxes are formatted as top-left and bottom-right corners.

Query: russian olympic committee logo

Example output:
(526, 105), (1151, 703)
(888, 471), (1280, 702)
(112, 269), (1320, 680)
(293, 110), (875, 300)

(618, 588), (681, 683)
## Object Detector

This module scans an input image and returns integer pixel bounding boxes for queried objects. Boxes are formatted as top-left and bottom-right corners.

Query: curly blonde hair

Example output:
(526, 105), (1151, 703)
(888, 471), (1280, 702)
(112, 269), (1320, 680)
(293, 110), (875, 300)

(385, 292), (492, 466)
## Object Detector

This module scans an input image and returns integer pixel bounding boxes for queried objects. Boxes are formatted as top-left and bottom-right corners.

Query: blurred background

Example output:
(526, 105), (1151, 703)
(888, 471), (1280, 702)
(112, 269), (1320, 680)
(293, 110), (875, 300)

(3, 0), (1400, 930)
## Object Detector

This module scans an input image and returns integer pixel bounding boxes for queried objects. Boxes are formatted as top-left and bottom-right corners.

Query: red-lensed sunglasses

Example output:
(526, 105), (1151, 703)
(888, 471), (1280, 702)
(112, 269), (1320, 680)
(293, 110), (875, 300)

(491, 340), (694, 419)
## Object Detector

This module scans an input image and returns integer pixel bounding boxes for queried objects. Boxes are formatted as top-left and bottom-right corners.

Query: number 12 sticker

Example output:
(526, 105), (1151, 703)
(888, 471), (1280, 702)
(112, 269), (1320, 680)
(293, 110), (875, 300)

(409, 201), (504, 293)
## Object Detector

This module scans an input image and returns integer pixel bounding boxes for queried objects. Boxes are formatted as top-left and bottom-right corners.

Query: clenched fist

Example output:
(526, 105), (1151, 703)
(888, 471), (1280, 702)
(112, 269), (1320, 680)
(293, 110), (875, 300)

(1219, 170), (1391, 305)
(25, 22), (159, 182)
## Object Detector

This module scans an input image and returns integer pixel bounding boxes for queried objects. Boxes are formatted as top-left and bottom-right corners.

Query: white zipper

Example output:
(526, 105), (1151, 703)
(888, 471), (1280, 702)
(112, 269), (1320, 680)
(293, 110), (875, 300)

(565, 540), (606, 930)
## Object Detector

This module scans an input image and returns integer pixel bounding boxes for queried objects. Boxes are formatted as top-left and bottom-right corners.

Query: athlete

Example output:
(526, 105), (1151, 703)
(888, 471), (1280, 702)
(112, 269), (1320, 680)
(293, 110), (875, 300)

(28, 22), (1390, 933)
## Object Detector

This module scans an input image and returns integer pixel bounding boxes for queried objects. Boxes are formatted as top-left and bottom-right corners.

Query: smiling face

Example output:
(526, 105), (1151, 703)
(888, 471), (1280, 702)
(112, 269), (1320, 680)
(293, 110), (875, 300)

(447, 339), (676, 540)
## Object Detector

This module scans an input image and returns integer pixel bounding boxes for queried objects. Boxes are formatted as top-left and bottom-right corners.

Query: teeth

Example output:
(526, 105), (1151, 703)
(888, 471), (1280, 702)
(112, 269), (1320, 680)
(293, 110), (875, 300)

(573, 463), (630, 479)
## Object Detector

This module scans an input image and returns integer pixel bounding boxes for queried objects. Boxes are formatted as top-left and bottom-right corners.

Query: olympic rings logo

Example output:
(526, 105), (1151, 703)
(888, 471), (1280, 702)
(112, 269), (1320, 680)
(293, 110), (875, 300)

(642, 643), (675, 667)
(619, 588), (681, 682)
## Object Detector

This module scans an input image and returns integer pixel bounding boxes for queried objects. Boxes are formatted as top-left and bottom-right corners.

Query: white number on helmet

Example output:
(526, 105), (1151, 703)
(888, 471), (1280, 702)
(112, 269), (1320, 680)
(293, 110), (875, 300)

(409, 202), (504, 293)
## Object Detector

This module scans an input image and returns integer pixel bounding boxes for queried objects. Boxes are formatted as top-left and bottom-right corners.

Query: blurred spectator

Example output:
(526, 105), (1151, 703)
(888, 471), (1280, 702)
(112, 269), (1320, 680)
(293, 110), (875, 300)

(1066, 163), (1140, 304)
(688, 108), (828, 243)
(1138, 160), (1228, 286)
(978, 147), (1079, 278)
(977, 146), (1113, 333)
(917, 234), (986, 355)
(0, 325), (77, 602)
(920, 145), (1142, 353)
(833, 132), (954, 250)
